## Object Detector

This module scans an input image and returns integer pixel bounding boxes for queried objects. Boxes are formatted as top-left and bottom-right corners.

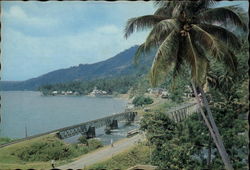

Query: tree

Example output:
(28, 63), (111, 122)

(132, 96), (153, 107)
(124, 1), (247, 169)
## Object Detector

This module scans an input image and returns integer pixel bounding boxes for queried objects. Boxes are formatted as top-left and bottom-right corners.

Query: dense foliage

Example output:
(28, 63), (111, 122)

(39, 75), (139, 95)
(132, 96), (154, 107)
(139, 39), (248, 169)
(140, 101), (248, 169)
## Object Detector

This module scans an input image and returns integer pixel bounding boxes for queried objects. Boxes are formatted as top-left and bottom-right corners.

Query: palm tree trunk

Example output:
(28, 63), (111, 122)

(198, 86), (233, 170)
(207, 133), (212, 169)
(191, 81), (233, 170)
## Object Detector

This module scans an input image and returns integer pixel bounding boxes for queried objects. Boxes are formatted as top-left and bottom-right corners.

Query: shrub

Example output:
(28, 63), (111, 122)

(14, 140), (73, 161)
(88, 139), (103, 150)
(78, 136), (88, 145)
(0, 137), (12, 145)
(132, 96), (153, 107)
(11, 137), (104, 162)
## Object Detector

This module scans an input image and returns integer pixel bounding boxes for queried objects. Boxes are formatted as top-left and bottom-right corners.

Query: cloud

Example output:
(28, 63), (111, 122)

(8, 6), (26, 18)
(4, 5), (61, 37)
(96, 25), (120, 34)
(1, 1), (155, 80)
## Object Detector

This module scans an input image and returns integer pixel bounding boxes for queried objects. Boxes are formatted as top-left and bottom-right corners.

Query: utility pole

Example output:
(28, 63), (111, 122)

(25, 124), (28, 138)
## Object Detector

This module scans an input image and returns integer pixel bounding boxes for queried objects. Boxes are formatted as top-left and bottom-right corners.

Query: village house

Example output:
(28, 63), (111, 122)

(89, 87), (107, 96)
(52, 91), (58, 95)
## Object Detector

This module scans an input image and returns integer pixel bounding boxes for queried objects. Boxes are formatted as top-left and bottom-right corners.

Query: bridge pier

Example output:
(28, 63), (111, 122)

(110, 120), (118, 129)
(127, 112), (137, 122)
(86, 126), (96, 139)
(105, 120), (118, 134)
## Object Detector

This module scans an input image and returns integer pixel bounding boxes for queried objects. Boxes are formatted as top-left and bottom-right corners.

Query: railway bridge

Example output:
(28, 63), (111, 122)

(0, 102), (198, 148)
(56, 111), (137, 139)
(166, 102), (198, 122)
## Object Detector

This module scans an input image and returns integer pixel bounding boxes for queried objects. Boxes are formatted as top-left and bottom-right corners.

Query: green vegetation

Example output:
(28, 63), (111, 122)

(137, 44), (249, 168)
(132, 96), (154, 107)
(0, 137), (14, 145)
(129, 76), (151, 97)
(140, 97), (248, 169)
(0, 134), (102, 169)
(124, 0), (248, 169)
(88, 143), (150, 170)
(39, 75), (139, 96)
(78, 136), (88, 145)
(13, 137), (102, 162)
(13, 139), (73, 161)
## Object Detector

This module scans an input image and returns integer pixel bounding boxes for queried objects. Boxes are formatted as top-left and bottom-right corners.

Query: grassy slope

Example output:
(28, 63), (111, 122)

(0, 134), (73, 169)
(0, 134), (52, 169)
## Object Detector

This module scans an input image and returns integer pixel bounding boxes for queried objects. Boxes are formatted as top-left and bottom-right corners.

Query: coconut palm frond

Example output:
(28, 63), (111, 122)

(194, 0), (216, 12)
(193, 42), (209, 86)
(154, 6), (174, 18)
(133, 43), (146, 65)
(153, 1), (168, 7)
(154, 1), (176, 8)
(191, 24), (237, 72)
(172, 50), (184, 79)
(226, 5), (248, 19)
(150, 31), (179, 86)
(144, 19), (179, 52)
(172, 3), (184, 18)
(172, 37), (187, 79)
(207, 71), (219, 88)
(197, 23), (241, 50)
(186, 33), (208, 85)
(197, 6), (247, 31)
(124, 15), (168, 39)
(179, 0), (215, 15)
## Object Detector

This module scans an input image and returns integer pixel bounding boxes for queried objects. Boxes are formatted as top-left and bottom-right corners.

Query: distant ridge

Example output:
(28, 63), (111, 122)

(0, 45), (155, 91)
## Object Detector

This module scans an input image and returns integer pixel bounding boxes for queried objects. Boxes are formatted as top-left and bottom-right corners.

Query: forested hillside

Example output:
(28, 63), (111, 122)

(0, 45), (154, 91)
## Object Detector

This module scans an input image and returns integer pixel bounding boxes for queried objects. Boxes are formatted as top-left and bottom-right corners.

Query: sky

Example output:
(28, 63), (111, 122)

(1, 1), (249, 81)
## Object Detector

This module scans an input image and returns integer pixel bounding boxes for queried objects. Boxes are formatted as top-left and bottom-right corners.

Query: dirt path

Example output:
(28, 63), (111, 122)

(58, 134), (143, 169)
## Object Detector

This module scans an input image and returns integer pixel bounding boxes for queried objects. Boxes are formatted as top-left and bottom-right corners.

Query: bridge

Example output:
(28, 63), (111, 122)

(0, 111), (137, 148)
(166, 102), (198, 122)
(54, 103), (198, 139)
(56, 111), (137, 139)
(0, 102), (198, 148)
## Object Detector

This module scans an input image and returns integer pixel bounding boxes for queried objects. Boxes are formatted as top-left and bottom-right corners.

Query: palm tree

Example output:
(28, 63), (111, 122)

(124, 1), (247, 169)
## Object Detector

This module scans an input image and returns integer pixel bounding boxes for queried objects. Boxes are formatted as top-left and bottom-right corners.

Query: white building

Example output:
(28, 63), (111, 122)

(52, 91), (58, 95)
(89, 87), (107, 96)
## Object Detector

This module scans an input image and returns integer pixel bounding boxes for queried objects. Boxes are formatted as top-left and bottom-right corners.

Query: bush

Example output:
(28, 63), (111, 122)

(88, 139), (103, 150)
(132, 96), (153, 107)
(78, 136), (88, 145)
(0, 137), (12, 145)
(13, 137), (103, 162)
(14, 140), (73, 161)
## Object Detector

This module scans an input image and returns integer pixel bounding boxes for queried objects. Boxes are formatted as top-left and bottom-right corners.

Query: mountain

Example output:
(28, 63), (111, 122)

(0, 45), (155, 91)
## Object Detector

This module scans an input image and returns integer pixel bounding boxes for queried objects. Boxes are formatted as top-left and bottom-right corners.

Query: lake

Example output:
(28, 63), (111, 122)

(0, 91), (129, 140)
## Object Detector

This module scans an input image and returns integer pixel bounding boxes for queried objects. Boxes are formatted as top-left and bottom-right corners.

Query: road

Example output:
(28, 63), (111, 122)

(58, 134), (143, 169)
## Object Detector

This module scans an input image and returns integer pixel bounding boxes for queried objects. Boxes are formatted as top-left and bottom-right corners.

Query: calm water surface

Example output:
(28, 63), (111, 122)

(0, 91), (128, 139)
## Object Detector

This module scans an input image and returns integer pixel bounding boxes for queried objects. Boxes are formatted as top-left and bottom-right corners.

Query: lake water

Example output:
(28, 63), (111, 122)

(0, 91), (131, 142)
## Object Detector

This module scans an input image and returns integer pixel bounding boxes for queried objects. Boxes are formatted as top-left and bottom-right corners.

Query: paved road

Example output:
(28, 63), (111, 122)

(58, 134), (143, 169)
